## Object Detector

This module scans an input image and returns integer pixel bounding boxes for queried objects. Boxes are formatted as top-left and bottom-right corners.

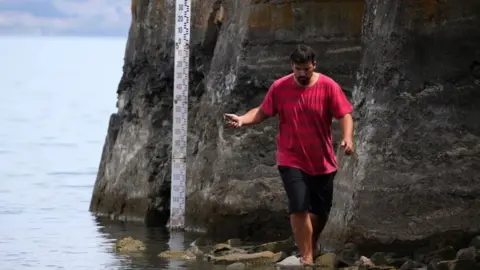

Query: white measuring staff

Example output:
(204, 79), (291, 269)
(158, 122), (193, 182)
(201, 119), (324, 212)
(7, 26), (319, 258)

(168, 0), (191, 230)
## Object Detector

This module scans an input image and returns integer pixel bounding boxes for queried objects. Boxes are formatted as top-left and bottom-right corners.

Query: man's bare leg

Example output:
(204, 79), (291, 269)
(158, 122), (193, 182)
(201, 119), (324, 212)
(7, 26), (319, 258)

(309, 213), (320, 256)
(310, 211), (329, 258)
(290, 212), (313, 264)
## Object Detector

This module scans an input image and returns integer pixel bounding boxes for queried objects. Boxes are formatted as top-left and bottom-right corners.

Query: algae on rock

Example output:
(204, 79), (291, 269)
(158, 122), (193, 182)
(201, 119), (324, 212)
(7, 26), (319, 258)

(114, 237), (146, 254)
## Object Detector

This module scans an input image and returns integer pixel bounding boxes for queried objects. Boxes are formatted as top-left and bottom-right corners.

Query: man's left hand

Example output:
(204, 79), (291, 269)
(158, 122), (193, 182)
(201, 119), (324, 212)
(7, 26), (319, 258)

(340, 138), (354, 155)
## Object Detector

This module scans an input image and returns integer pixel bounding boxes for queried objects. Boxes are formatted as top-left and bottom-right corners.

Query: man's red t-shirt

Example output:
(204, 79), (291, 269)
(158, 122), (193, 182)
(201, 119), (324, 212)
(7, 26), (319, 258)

(260, 73), (353, 176)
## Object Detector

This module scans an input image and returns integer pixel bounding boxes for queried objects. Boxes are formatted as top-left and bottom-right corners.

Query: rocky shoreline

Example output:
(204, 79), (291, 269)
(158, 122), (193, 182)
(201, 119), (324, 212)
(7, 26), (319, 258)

(114, 235), (480, 269)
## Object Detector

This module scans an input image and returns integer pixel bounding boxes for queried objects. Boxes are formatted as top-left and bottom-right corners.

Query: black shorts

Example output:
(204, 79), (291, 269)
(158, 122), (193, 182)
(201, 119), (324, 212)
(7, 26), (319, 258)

(278, 165), (336, 216)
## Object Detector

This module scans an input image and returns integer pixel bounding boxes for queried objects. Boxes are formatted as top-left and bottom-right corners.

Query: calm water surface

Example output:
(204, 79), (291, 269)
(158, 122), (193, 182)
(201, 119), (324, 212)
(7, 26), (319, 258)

(0, 36), (215, 270)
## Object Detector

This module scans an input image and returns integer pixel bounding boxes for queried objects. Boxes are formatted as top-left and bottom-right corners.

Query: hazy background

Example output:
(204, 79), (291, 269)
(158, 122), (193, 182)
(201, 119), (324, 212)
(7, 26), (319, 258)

(0, 0), (130, 36)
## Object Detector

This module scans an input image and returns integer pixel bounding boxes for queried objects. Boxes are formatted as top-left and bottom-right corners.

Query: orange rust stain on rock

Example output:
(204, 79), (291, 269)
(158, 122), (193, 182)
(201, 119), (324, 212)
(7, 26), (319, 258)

(193, 1), (226, 29)
(154, 0), (167, 23)
(248, 1), (364, 35)
(421, 0), (439, 20)
(406, 0), (440, 21)
(192, 1), (213, 28)
(248, 3), (294, 29)
(155, 0), (163, 11)
(307, 1), (364, 35)
(131, 0), (137, 20)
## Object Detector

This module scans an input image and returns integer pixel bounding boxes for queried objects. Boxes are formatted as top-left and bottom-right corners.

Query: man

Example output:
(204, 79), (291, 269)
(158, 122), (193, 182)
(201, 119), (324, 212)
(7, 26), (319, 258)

(224, 45), (354, 265)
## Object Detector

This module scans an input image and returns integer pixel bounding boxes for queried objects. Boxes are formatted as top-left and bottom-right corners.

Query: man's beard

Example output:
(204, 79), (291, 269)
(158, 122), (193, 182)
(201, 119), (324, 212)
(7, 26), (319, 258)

(296, 76), (310, 86)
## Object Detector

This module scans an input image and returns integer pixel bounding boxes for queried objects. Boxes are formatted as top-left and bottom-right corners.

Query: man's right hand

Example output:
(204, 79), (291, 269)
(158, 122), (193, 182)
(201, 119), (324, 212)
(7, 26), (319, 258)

(224, 113), (243, 128)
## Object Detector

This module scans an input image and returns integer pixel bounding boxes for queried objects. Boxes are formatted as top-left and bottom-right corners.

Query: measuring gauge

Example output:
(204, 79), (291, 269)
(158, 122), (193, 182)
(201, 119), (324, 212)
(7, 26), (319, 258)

(168, 0), (191, 230)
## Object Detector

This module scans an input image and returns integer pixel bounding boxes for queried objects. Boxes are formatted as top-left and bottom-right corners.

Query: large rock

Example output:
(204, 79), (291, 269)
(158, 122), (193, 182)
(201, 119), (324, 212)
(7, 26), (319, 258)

(185, 0), (363, 241)
(89, 0), (480, 251)
(89, 0), (363, 241)
(320, 0), (480, 254)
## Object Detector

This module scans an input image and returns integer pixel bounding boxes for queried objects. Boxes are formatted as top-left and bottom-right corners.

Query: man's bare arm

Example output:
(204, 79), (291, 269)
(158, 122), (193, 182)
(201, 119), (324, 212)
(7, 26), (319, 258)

(239, 107), (269, 126)
(338, 113), (353, 140)
(338, 113), (354, 154)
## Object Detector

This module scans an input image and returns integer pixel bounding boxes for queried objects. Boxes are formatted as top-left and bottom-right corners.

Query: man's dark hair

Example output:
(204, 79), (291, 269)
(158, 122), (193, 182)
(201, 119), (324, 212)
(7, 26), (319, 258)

(289, 45), (316, 64)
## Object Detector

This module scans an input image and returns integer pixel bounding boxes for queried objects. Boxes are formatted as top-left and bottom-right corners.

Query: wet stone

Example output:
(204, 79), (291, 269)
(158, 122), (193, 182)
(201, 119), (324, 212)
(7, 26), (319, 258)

(433, 259), (478, 270)
(212, 243), (248, 256)
(469, 236), (480, 250)
(210, 251), (285, 266)
(315, 252), (337, 269)
(432, 247), (457, 262)
(357, 256), (375, 267)
(337, 243), (361, 267)
(275, 255), (303, 267)
(370, 252), (409, 268)
(158, 250), (197, 260)
(399, 259), (425, 270)
(114, 237), (146, 253)
(158, 235), (480, 269)
(249, 236), (296, 254)
(456, 247), (476, 262)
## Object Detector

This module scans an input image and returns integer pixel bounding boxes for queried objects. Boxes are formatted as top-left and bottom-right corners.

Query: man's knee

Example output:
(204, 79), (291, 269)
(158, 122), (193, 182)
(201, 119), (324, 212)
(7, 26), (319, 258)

(290, 211), (310, 219)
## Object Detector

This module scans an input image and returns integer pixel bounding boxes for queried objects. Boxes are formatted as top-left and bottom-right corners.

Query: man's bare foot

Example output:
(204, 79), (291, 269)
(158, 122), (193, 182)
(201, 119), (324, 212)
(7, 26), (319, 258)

(300, 255), (314, 265)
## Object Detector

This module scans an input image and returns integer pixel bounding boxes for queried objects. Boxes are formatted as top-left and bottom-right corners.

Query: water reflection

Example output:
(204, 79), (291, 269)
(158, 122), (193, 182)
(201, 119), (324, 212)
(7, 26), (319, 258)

(0, 36), (234, 270)
(94, 217), (217, 270)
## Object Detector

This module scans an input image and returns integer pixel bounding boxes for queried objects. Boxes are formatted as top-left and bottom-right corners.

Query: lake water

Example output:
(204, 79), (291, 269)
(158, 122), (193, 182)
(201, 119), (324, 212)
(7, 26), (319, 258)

(0, 36), (215, 270)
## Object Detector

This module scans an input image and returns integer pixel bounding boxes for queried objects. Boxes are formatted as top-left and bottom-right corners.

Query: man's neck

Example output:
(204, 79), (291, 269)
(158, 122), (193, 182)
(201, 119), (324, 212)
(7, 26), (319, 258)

(294, 72), (320, 87)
